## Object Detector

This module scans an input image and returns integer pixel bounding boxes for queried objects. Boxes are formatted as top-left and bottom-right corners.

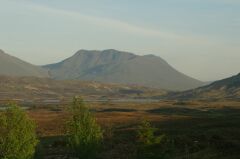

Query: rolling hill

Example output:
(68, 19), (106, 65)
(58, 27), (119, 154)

(169, 73), (240, 100)
(0, 76), (166, 103)
(44, 49), (204, 91)
(0, 49), (49, 77)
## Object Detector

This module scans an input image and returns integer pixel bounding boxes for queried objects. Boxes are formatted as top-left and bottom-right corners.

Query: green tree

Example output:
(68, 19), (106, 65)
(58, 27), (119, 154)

(137, 119), (170, 159)
(0, 103), (38, 159)
(137, 119), (164, 146)
(66, 97), (103, 159)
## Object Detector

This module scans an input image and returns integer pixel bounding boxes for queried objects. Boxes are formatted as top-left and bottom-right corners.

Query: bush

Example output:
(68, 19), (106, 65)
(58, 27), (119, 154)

(66, 97), (103, 159)
(0, 103), (38, 159)
(137, 120), (164, 146)
(137, 120), (173, 159)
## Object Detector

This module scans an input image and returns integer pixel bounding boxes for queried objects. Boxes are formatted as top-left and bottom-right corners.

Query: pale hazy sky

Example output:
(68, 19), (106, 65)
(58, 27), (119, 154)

(0, 0), (239, 81)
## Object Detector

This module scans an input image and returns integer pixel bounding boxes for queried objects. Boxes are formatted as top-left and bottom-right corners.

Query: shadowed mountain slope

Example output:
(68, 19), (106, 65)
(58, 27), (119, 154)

(169, 73), (240, 100)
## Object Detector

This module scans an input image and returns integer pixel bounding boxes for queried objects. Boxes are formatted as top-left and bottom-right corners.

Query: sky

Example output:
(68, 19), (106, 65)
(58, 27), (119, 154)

(0, 0), (239, 81)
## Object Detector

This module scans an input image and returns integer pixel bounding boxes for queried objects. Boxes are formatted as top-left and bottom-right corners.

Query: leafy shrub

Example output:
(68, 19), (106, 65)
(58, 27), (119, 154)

(66, 97), (103, 159)
(137, 120), (173, 159)
(137, 120), (164, 145)
(0, 103), (38, 159)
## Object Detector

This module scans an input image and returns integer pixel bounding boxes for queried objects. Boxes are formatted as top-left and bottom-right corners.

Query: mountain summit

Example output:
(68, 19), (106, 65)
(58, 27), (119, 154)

(0, 49), (49, 77)
(44, 49), (203, 90)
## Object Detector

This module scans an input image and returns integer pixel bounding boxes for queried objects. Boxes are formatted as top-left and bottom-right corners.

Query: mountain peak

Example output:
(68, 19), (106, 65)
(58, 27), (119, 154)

(74, 49), (97, 55)
(75, 49), (136, 56)
(103, 49), (119, 52)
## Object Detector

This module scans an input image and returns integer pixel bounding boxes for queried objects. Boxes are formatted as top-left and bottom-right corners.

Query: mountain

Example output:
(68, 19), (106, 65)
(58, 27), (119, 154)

(169, 73), (240, 100)
(43, 49), (203, 91)
(0, 49), (49, 77)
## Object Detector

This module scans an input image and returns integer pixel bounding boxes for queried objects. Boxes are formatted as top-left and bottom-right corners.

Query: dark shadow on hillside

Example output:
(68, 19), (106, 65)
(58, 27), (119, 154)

(147, 107), (240, 116)
(147, 107), (206, 115)
(97, 108), (137, 113)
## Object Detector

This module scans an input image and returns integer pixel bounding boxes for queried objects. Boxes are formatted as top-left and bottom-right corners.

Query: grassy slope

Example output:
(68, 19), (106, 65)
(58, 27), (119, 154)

(0, 76), (165, 102)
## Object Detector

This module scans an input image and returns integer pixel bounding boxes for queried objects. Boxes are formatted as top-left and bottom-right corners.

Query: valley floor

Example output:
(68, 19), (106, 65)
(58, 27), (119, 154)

(26, 101), (240, 159)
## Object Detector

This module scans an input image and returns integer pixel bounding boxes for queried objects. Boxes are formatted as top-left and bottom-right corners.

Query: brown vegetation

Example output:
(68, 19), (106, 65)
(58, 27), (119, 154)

(3, 100), (239, 158)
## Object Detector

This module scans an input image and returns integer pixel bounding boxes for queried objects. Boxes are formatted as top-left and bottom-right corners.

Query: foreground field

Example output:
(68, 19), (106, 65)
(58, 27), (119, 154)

(27, 101), (240, 159)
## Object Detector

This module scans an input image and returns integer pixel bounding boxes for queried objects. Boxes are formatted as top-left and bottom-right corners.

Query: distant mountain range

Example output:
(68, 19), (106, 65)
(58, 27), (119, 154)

(0, 49), (48, 77)
(0, 49), (239, 100)
(169, 73), (240, 100)
(43, 49), (204, 91)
